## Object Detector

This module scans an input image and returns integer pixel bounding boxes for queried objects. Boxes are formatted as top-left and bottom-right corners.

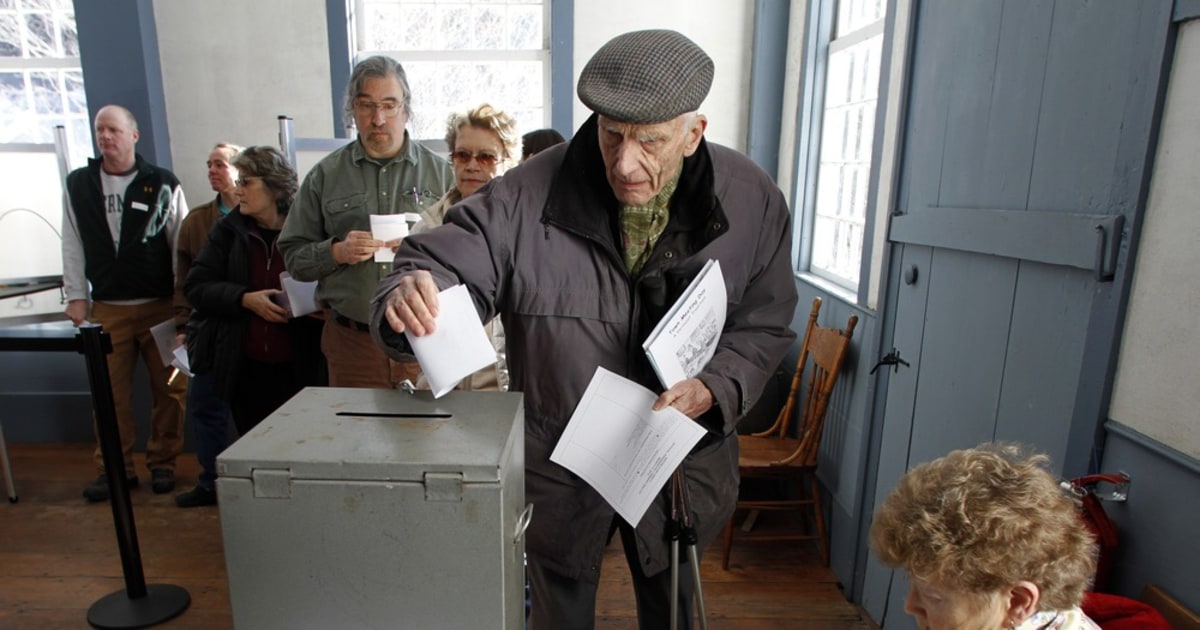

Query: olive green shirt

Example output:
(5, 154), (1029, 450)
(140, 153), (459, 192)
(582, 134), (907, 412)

(279, 133), (453, 324)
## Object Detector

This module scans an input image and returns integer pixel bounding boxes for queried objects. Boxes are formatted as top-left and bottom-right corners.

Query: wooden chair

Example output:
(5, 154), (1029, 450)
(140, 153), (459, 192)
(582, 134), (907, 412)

(723, 297), (857, 569)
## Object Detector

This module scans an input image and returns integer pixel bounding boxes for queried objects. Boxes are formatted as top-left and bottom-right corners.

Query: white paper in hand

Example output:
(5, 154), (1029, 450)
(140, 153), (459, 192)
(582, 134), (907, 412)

(370, 214), (410, 262)
(550, 367), (707, 526)
(149, 318), (178, 368)
(405, 284), (497, 398)
(170, 345), (194, 378)
(279, 271), (319, 317)
(642, 259), (726, 389)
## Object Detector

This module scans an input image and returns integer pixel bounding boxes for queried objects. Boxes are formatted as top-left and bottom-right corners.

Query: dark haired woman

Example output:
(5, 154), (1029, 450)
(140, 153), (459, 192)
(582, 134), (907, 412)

(185, 146), (322, 436)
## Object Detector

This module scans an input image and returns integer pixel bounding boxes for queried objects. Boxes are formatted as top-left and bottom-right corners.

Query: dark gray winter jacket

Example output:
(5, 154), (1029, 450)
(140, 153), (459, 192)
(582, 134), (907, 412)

(371, 114), (798, 582)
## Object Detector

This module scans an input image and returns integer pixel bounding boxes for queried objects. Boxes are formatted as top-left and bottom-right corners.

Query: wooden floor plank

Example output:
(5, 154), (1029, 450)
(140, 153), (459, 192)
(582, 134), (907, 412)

(0, 442), (873, 628)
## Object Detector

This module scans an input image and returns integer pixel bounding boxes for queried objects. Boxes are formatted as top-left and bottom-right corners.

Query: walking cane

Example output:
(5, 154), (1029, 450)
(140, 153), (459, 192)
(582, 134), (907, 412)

(669, 468), (709, 630)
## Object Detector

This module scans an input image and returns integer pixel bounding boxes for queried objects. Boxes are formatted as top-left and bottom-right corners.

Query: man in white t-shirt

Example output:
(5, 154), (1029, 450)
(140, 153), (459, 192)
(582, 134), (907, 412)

(62, 104), (189, 502)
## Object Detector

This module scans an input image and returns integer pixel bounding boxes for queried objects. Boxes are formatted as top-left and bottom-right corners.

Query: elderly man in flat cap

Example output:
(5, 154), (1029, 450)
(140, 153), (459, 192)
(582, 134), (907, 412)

(370, 29), (798, 628)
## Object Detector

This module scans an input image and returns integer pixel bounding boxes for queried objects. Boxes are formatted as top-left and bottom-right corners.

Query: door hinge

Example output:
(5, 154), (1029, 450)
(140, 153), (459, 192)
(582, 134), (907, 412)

(424, 472), (463, 502)
(251, 468), (292, 499)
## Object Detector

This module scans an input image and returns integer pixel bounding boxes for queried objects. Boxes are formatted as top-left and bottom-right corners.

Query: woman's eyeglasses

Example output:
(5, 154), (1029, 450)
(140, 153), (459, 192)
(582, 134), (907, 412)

(353, 100), (403, 118)
(451, 150), (499, 167)
(234, 176), (262, 187)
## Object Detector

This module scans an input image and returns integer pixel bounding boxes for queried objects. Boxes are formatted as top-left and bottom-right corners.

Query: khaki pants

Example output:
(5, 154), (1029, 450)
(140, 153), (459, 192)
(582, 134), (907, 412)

(89, 299), (187, 475)
(321, 317), (420, 388)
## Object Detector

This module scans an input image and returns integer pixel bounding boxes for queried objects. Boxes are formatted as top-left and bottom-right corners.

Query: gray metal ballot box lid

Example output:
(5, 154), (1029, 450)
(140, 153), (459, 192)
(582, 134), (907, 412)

(217, 387), (524, 483)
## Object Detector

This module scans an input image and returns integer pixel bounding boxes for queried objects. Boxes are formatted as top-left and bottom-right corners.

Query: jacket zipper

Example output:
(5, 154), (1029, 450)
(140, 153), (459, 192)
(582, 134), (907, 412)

(247, 229), (276, 356)
(541, 215), (646, 379)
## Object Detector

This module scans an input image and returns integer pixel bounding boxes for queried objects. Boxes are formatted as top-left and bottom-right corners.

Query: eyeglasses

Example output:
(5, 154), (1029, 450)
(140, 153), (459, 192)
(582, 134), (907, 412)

(234, 176), (262, 187)
(450, 150), (499, 167)
(353, 100), (403, 118)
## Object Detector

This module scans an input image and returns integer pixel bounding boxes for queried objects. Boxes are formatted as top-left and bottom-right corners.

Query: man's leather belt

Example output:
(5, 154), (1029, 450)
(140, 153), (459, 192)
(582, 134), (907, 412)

(331, 311), (370, 332)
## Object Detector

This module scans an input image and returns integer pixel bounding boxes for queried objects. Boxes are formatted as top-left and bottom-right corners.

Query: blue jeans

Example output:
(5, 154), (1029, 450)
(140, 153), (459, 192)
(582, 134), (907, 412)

(187, 372), (232, 489)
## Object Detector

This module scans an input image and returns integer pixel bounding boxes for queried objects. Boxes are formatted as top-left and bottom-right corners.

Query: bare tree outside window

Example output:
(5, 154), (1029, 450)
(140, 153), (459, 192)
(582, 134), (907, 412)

(354, 0), (549, 142)
(0, 0), (90, 168)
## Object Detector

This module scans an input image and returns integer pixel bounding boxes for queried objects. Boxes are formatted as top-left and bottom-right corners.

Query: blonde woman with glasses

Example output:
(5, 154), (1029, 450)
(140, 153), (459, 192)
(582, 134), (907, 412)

(409, 103), (519, 391)
(412, 103), (520, 233)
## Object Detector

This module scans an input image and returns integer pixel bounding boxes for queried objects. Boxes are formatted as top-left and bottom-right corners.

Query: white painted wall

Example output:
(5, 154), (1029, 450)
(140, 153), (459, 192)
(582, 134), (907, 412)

(149, 1), (756, 199)
(1109, 20), (1200, 460)
(152, 0), (333, 207)
(571, 2), (755, 151)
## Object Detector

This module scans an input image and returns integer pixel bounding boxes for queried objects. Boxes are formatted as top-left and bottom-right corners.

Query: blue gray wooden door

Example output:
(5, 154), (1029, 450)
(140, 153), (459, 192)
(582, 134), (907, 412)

(860, 0), (1174, 625)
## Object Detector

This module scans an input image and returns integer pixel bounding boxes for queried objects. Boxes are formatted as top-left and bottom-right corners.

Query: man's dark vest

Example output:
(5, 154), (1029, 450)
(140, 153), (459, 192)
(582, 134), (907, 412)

(65, 154), (180, 300)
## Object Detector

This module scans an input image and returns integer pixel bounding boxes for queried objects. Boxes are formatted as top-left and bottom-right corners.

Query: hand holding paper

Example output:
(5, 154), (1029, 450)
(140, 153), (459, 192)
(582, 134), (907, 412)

(550, 367), (707, 526)
(405, 284), (497, 397)
(170, 345), (193, 379)
(149, 318), (180, 369)
(370, 213), (423, 262)
(643, 259), (726, 389)
(369, 214), (409, 262)
(278, 272), (319, 317)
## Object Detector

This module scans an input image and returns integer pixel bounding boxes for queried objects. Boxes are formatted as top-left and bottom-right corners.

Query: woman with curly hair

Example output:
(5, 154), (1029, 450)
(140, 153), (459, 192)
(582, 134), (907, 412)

(870, 443), (1100, 630)
(185, 146), (323, 437)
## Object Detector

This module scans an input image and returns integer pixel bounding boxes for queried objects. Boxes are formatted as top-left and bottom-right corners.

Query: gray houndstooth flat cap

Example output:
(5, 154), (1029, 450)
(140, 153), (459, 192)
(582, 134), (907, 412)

(577, 29), (714, 124)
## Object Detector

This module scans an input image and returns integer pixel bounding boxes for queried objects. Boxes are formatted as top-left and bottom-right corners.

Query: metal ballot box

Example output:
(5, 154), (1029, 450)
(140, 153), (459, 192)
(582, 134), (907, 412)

(217, 387), (526, 630)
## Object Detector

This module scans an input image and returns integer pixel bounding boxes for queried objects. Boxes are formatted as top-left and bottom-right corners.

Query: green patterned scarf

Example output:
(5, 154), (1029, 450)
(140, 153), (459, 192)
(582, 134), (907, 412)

(619, 170), (680, 274)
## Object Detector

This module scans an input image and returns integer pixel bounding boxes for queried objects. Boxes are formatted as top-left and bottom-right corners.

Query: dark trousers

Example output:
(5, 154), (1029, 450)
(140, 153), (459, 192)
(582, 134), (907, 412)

(526, 517), (696, 629)
(187, 371), (232, 489)
(230, 357), (304, 436)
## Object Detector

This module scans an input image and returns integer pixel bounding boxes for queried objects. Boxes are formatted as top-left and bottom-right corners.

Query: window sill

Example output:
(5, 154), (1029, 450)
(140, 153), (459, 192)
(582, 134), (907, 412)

(793, 271), (862, 310)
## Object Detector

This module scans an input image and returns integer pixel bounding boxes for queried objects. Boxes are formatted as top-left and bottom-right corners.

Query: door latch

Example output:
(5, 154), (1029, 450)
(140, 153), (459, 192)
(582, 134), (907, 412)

(870, 348), (910, 375)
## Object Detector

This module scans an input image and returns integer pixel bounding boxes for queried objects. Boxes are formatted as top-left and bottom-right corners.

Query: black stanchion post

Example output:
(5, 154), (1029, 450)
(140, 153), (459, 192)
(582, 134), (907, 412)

(76, 324), (190, 628)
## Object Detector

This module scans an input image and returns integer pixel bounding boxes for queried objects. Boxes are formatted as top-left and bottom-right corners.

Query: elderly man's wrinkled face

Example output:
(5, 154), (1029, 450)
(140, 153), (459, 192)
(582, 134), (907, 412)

(904, 579), (1008, 630)
(597, 113), (706, 206)
(354, 74), (410, 159)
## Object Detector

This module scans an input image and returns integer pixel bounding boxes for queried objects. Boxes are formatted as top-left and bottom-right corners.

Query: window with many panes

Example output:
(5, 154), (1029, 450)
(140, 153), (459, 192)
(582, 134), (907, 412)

(0, 0), (89, 167)
(353, 0), (549, 142)
(805, 0), (886, 291)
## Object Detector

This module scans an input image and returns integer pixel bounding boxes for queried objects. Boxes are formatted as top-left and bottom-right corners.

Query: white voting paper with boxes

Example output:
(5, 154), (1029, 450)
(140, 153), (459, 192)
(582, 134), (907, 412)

(551, 260), (726, 525)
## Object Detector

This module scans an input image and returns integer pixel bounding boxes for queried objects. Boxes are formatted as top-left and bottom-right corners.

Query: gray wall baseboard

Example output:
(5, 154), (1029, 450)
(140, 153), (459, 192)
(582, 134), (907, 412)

(1099, 423), (1200, 613)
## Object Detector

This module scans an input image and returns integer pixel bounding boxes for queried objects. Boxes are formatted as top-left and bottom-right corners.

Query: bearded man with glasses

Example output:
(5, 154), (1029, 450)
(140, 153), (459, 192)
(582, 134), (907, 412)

(279, 55), (453, 389)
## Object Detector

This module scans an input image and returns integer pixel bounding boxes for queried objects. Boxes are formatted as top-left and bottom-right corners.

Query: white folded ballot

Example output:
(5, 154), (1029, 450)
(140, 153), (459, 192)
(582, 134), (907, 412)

(370, 213), (422, 262)
(150, 317), (193, 380)
(642, 259), (726, 389)
(274, 271), (319, 317)
(405, 284), (498, 398)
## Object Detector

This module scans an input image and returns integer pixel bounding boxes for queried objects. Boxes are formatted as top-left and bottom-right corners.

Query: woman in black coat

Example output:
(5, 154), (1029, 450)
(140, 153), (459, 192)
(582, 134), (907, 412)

(184, 146), (322, 435)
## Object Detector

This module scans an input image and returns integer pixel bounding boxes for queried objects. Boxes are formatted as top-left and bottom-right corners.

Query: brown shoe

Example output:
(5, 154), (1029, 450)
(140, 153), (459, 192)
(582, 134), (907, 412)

(82, 474), (139, 502)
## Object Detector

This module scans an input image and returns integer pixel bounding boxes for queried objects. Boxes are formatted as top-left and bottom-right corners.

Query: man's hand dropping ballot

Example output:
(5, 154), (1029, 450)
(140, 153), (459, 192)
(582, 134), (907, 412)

(403, 284), (497, 397)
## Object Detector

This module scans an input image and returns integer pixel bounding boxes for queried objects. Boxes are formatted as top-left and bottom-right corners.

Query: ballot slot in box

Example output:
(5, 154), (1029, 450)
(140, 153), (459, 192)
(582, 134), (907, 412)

(217, 387), (526, 630)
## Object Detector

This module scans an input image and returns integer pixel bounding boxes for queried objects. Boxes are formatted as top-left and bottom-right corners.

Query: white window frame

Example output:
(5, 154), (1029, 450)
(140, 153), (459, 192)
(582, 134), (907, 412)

(0, 0), (90, 168)
(793, 0), (912, 310)
(351, 0), (551, 145)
